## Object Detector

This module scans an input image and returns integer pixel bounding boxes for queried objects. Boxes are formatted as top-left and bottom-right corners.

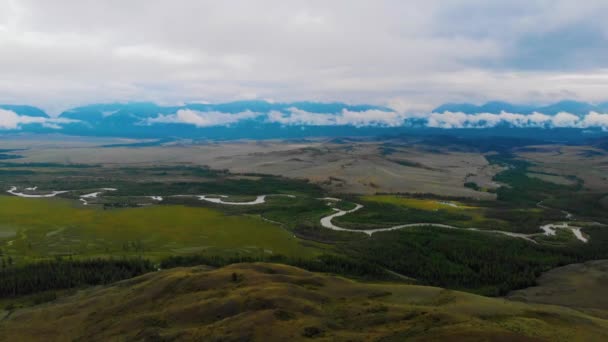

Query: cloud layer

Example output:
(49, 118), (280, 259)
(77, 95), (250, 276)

(267, 108), (407, 127)
(4, 104), (608, 131)
(0, 109), (74, 130)
(142, 107), (608, 130)
(145, 109), (259, 127)
(143, 107), (407, 127)
(426, 111), (608, 129)
(1, 1), (608, 113)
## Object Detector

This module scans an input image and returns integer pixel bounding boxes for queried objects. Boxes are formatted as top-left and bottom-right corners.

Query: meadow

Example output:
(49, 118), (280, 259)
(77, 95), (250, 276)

(0, 195), (324, 264)
(3, 262), (608, 341)
(1, 141), (608, 299)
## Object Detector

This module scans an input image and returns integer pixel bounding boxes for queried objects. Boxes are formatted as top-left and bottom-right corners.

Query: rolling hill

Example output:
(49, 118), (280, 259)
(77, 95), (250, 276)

(1, 263), (607, 341)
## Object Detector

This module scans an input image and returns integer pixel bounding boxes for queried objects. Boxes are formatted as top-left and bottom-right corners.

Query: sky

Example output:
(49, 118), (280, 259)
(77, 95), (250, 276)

(1, 0), (608, 115)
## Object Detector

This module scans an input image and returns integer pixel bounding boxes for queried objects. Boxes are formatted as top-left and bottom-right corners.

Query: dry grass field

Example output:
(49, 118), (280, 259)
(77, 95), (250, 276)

(508, 260), (608, 318)
(2, 262), (608, 341)
(516, 145), (608, 192)
(10, 137), (498, 198)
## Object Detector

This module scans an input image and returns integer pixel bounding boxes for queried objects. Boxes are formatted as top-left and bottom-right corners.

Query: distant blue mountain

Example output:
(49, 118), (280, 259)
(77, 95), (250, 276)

(433, 101), (535, 114)
(0, 105), (49, 117)
(59, 101), (391, 137)
(61, 101), (391, 123)
(0, 100), (607, 140)
(535, 100), (599, 116)
(432, 100), (605, 116)
(432, 103), (480, 114)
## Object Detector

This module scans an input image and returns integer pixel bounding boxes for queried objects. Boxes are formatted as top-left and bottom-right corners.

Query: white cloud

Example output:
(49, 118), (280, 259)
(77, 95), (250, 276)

(0, 109), (74, 130)
(144, 109), (260, 127)
(267, 109), (334, 126)
(267, 107), (405, 127)
(113, 45), (197, 65)
(552, 112), (580, 127)
(581, 111), (608, 129)
(0, 1), (607, 113)
(102, 110), (120, 117)
(145, 107), (404, 127)
(427, 110), (608, 129)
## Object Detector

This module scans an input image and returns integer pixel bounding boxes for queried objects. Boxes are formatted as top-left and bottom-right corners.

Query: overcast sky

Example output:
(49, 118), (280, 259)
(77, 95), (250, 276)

(1, 0), (608, 114)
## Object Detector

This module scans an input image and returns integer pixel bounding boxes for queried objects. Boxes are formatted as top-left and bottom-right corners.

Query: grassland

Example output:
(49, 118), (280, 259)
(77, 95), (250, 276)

(361, 195), (473, 211)
(358, 195), (494, 228)
(0, 157), (605, 297)
(508, 259), (608, 316)
(6, 138), (500, 197)
(2, 262), (608, 341)
(517, 145), (608, 192)
(334, 194), (552, 234)
(1, 137), (608, 300)
(0, 195), (324, 263)
(526, 172), (578, 185)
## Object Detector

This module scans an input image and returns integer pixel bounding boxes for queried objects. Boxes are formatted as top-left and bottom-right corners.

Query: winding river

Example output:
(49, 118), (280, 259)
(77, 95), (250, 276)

(319, 202), (539, 242)
(197, 194), (295, 205)
(5, 185), (592, 243)
(7, 186), (69, 198)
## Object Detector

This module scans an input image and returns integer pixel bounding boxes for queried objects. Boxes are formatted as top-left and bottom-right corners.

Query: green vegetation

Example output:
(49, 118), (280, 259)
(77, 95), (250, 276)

(0, 196), (322, 264)
(388, 158), (432, 169)
(0, 149), (22, 160)
(341, 227), (603, 296)
(2, 263), (607, 341)
(545, 192), (608, 222)
(464, 181), (481, 191)
(508, 260), (608, 311)
(0, 258), (153, 297)
(0, 162), (96, 168)
(160, 253), (392, 281)
(0, 156), (607, 300)
(0, 154), (21, 160)
(487, 153), (581, 206)
(332, 200), (472, 229)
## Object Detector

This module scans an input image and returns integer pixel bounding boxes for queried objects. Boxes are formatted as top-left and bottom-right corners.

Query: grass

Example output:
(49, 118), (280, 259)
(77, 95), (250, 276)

(361, 195), (474, 211)
(0, 159), (606, 297)
(508, 260), (608, 313)
(339, 195), (510, 231)
(356, 194), (582, 235)
(0, 195), (324, 263)
(2, 263), (608, 341)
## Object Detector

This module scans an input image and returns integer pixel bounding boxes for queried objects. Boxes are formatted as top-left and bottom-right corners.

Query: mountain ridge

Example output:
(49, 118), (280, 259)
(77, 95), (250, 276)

(1, 100), (608, 140)
(432, 99), (608, 115)
(2, 262), (607, 341)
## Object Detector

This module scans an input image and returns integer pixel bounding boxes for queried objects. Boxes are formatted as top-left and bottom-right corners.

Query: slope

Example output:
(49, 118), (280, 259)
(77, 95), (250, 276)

(1, 263), (607, 341)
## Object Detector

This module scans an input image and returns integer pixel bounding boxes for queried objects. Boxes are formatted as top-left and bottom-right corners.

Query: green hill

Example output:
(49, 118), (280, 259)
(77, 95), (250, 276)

(1, 263), (607, 341)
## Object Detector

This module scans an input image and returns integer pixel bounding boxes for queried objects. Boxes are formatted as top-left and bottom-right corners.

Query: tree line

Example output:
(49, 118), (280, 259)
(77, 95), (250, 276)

(0, 258), (153, 297)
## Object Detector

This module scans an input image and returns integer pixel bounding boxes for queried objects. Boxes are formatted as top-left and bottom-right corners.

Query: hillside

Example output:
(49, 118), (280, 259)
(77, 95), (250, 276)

(508, 260), (608, 317)
(1, 263), (607, 341)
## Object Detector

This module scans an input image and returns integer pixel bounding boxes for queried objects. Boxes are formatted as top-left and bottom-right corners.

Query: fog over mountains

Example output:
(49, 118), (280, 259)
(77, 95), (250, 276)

(1, 100), (608, 139)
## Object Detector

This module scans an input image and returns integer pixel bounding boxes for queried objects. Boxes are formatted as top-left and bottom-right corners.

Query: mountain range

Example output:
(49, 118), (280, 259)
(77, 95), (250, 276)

(432, 100), (608, 116)
(1, 100), (608, 140)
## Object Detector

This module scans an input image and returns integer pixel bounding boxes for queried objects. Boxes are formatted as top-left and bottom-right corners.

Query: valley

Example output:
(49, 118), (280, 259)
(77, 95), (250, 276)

(1, 135), (608, 339)
(4, 2), (608, 339)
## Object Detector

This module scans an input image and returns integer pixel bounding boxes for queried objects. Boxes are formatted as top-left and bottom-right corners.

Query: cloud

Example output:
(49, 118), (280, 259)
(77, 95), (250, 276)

(140, 104), (608, 130)
(581, 111), (608, 129)
(267, 107), (405, 127)
(113, 45), (196, 65)
(144, 107), (404, 127)
(427, 110), (608, 129)
(552, 112), (580, 127)
(0, 109), (74, 130)
(1, 1), (608, 113)
(144, 109), (260, 127)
